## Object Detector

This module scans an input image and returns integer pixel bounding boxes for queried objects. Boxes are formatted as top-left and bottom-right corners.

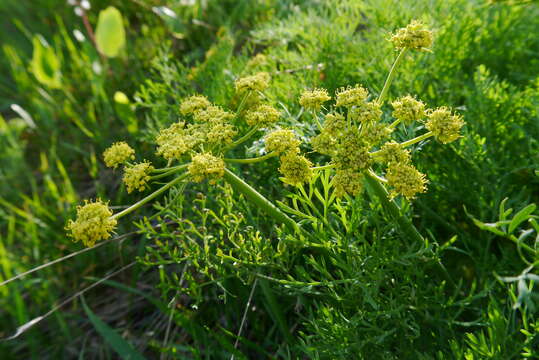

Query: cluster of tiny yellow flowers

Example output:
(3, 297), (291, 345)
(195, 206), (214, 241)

(245, 104), (281, 126)
(66, 199), (117, 247)
(390, 20), (433, 51)
(278, 152), (313, 186)
(156, 122), (198, 160)
(376, 141), (411, 165)
(299, 89), (331, 111)
(264, 129), (300, 155)
(179, 95), (211, 116)
(425, 107), (465, 144)
(188, 153), (225, 184)
(123, 161), (154, 193)
(245, 53), (268, 70)
(333, 169), (364, 198)
(103, 142), (135, 168)
(391, 95), (426, 124)
(235, 72), (271, 93)
(335, 85), (369, 107)
(386, 162), (428, 200)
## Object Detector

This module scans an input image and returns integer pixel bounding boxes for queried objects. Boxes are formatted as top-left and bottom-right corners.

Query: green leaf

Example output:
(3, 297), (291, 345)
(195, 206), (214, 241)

(95, 6), (126, 58)
(509, 204), (536, 234)
(30, 35), (61, 88)
(82, 297), (146, 360)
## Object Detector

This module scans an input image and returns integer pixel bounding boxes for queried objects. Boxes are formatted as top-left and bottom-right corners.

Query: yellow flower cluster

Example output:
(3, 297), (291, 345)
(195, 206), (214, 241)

(103, 142), (135, 168)
(264, 129), (300, 155)
(188, 153), (225, 184)
(390, 20), (433, 51)
(425, 107), (464, 144)
(376, 141), (411, 165)
(180, 95), (211, 116)
(123, 161), (154, 193)
(386, 162), (427, 200)
(235, 72), (271, 93)
(333, 129), (372, 172)
(66, 199), (117, 247)
(299, 89), (331, 111)
(335, 85), (369, 107)
(156, 122), (199, 160)
(333, 169), (364, 198)
(193, 105), (234, 123)
(391, 95), (426, 124)
(279, 152), (313, 186)
(349, 100), (383, 124)
(245, 104), (281, 126)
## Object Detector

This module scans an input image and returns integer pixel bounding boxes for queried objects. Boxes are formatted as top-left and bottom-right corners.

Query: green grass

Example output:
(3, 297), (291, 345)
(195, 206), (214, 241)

(1, 0), (539, 358)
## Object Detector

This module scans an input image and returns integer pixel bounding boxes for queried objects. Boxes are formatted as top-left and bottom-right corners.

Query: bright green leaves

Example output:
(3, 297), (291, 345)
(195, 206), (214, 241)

(95, 6), (126, 58)
(30, 35), (62, 89)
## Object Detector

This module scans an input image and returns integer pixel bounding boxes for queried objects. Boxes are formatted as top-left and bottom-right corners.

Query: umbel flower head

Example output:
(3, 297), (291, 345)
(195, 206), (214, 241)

(375, 141), (411, 165)
(180, 95), (210, 116)
(425, 107), (464, 144)
(349, 100), (382, 124)
(335, 85), (369, 108)
(123, 161), (154, 193)
(264, 129), (300, 155)
(66, 199), (117, 247)
(235, 72), (271, 93)
(386, 162), (427, 200)
(299, 88), (331, 111)
(333, 169), (364, 198)
(390, 20), (433, 51)
(103, 142), (135, 168)
(278, 152), (312, 186)
(155, 122), (200, 160)
(245, 104), (281, 126)
(188, 153), (225, 184)
(391, 95), (426, 124)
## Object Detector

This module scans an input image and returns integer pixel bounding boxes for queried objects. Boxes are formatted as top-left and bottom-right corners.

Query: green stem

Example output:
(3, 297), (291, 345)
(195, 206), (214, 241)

(152, 164), (188, 173)
(371, 131), (434, 157)
(223, 168), (299, 233)
(228, 126), (260, 150)
(224, 152), (277, 164)
(377, 48), (408, 104)
(364, 171), (423, 243)
(151, 165), (188, 180)
(399, 131), (433, 148)
(112, 173), (189, 220)
(312, 164), (335, 171)
(388, 118), (402, 129)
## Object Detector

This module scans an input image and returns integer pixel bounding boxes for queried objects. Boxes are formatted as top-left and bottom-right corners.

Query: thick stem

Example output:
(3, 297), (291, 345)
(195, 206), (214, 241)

(224, 152), (277, 164)
(112, 173), (189, 220)
(364, 171), (423, 243)
(378, 48), (408, 104)
(370, 131), (434, 157)
(228, 126), (260, 150)
(223, 168), (299, 233)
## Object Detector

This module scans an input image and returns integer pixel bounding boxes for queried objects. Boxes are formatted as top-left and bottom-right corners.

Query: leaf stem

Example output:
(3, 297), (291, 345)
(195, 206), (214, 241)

(378, 48), (408, 104)
(224, 152), (277, 164)
(112, 173), (189, 220)
(223, 168), (299, 233)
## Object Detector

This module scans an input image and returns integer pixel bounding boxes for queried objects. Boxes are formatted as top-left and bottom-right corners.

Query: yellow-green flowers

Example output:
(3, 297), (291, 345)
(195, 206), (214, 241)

(349, 100), (383, 124)
(123, 161), (154, 193)
(264, 129), (300, 155)
(188, 153), (225, 183)
(66, 199), (117, 247)
(299, 89), (331, 111)
(390, 20), (433, 51)
(386, 162), (427, 200)
(391, 95), (426, 124)
(279, 152), (312, 186)
(333, 169), (364, 198)
(335, 85), (369, 108)
(235, 72), (271, 93)
(426, 107), (464, 144)
(180, 95), (211, 116)
(103, 142), (135, 168)
(156, 122), (197, 160)
(376, 141), (411, 165)
(245, 104), (281, 126)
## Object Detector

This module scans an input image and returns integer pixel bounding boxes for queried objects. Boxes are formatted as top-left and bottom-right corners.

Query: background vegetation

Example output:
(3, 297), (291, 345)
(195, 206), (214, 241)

(0, 0), (538, 358)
